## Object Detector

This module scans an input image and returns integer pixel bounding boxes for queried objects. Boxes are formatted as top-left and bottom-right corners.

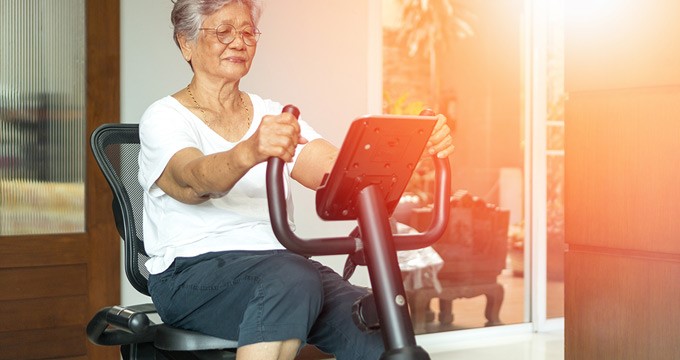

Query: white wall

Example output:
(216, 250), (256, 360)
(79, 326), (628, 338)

(120, 0), (379, 305)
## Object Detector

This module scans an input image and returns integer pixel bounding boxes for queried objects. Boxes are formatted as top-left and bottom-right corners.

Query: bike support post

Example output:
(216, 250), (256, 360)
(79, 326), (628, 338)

(357, 184), (430, 360)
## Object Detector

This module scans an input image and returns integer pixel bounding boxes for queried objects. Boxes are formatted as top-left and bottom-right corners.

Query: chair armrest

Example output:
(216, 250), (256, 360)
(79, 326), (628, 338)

(86, 304), (158, 346)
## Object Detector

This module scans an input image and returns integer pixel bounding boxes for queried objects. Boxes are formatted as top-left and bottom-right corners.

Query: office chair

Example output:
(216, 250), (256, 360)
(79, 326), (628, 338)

(86, 123), (239, 359)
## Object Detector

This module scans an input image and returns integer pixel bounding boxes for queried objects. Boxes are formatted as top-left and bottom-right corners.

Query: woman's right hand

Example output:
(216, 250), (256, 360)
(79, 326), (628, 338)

(247, 111), (308, 163)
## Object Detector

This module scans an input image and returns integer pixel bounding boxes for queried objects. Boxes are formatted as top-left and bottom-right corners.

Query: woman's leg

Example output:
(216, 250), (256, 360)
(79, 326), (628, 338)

(306, 260), (385, 360)
(236, 339), (301, 360)
(148, 251), (323, 348)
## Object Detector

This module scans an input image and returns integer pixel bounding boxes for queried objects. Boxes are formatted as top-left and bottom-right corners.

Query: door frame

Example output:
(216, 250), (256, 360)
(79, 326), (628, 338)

(85, 0), (122, 358)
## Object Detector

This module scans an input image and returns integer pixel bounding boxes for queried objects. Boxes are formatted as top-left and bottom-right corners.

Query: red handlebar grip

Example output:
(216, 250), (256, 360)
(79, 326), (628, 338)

(419, 108), (435, 116)
(282, 104), (300, 119)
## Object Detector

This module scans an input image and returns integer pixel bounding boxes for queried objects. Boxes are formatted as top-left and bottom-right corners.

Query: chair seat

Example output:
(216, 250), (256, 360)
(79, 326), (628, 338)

(154, 324), (238, 351)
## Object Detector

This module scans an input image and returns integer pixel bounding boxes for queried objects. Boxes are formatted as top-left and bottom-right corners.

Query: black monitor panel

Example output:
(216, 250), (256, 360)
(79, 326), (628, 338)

(315, 114), (437, 221)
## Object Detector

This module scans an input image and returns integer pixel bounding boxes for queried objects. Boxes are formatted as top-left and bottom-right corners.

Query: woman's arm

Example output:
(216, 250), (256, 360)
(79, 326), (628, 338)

(290, 139), (338, 190)
(156, 111), (307, 203)
(155, 143), (255, 204)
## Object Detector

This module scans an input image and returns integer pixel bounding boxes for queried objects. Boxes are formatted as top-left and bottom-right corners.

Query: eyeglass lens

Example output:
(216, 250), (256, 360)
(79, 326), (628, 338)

(216, 24), (260, 46)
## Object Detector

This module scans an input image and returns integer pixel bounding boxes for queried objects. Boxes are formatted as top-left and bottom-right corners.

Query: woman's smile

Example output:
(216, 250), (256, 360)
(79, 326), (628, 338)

(225, 55), (247, 63)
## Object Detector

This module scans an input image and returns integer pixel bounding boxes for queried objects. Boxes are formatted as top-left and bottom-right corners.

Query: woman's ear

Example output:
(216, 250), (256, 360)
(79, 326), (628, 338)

(178, 34), (193, 62)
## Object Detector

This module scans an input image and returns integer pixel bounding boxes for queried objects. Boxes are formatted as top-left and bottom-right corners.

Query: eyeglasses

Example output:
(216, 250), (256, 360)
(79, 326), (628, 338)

(198, 24), (261, 46)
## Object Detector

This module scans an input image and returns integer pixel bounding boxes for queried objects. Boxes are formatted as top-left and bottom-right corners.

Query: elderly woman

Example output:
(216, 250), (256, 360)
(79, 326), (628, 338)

(138, 0), (454, 359)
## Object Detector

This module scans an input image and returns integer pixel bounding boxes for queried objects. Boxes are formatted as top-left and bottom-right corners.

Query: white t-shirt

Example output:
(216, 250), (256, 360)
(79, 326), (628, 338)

(138, 93), (322, 274)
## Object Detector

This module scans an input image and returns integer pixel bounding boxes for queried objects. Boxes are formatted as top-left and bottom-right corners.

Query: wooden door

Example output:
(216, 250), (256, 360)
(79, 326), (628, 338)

(0, 0), (120, 359)
(564, 0), (680, 358)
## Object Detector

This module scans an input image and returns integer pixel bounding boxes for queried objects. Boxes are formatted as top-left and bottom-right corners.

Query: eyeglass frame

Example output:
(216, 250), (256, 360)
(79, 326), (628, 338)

(198, 24), (261, 46)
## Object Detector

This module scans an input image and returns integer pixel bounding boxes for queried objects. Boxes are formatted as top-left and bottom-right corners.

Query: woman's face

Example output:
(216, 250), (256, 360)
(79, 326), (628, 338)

(183, 2), (257, 83)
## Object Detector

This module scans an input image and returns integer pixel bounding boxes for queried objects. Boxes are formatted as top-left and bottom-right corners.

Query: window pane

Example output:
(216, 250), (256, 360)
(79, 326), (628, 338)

(383, 0), (527, 333)
(0, 0), (86, 235)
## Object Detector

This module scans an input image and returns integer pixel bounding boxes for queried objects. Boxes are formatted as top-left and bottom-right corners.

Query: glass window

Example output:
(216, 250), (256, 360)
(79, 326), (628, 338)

(383, 0), (527, 333)
(0, 0), (86, 235)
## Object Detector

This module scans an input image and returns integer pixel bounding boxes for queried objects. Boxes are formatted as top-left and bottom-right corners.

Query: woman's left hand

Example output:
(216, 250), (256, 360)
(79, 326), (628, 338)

(426, 114), (454, 159)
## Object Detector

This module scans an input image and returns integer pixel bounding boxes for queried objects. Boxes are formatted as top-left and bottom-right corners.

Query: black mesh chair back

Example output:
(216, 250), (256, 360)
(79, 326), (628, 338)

(91, 123), (149, 295)
(86, 123), (238, 359)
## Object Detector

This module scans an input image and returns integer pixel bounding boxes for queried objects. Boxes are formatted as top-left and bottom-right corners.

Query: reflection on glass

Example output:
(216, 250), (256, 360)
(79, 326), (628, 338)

(0, 0), (86, 235)
(383, 0), (526, 333)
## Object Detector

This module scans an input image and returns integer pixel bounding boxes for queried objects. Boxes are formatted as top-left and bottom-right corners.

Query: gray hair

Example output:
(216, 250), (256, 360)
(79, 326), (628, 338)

(170, 0), (262, 49)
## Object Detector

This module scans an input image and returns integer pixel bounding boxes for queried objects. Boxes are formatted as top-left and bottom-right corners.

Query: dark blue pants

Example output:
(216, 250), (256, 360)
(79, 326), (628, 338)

(148, 250), (384, 360)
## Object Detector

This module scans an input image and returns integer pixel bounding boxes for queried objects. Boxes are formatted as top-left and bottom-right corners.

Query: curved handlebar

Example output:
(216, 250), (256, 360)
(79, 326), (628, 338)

(391, 109), (451, 250)
(393, 157), (449, 250)
(266, 105), (451, 256)
(266, 105), (360, 256)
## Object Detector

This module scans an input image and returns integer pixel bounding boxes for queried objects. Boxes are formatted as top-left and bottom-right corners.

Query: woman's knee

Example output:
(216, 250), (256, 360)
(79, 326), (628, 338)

(264, 254), (324, 305)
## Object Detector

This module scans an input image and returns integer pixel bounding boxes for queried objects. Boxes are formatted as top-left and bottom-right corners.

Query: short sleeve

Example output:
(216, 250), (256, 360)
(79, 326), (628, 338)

(138, 97), (201, 194)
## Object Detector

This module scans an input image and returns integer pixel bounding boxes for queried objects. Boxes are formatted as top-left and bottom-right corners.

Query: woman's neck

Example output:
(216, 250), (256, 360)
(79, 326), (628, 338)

(190, 78), (241, 112)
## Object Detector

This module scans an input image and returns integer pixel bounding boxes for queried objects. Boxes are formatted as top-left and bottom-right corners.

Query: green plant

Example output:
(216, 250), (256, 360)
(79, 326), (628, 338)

(396, 0), (476, 106)
(383, 91), (426, 115)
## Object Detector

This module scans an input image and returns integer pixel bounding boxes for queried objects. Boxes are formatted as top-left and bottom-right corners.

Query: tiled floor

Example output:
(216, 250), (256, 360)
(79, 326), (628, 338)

(427, 330), (565, 360)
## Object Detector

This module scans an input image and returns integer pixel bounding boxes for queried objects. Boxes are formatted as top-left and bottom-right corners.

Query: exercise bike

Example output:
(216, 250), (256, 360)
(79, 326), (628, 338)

(85, 106), (450, 360)
(267, 106), (451, 360)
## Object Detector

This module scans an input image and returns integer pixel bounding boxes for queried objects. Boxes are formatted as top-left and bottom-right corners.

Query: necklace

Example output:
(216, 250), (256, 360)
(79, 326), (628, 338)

(186, 84), (250, 129)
